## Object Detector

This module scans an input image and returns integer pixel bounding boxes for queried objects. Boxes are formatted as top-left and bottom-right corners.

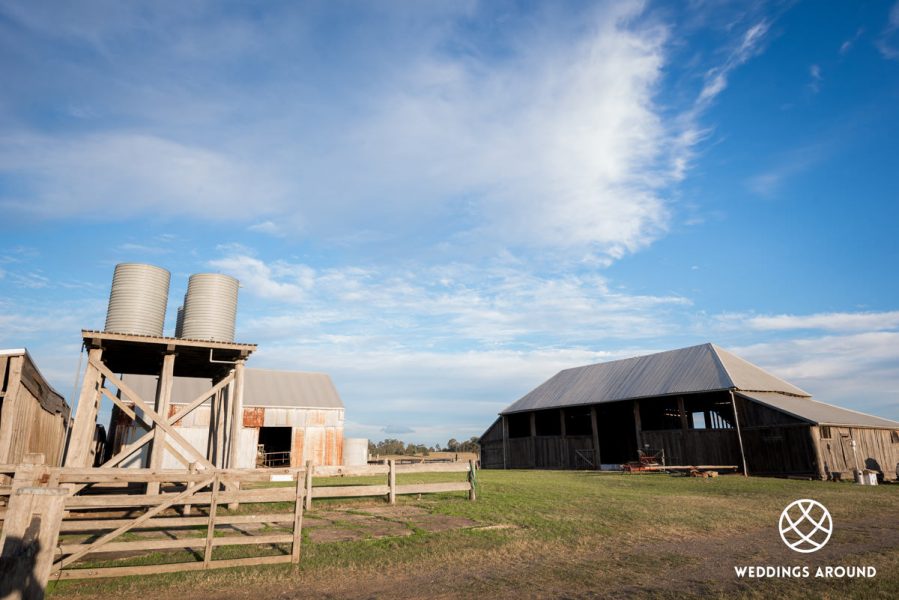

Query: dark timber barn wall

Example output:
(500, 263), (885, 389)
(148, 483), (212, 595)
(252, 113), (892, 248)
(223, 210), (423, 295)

(479, 344), (899, 480)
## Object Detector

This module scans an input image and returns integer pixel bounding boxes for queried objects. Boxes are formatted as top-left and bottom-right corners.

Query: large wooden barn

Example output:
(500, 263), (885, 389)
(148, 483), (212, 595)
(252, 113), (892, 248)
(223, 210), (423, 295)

(479, 343), (899, 480)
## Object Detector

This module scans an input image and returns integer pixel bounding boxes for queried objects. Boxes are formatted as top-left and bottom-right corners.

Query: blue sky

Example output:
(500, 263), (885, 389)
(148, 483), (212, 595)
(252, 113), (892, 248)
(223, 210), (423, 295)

(2, 1), (898, 444)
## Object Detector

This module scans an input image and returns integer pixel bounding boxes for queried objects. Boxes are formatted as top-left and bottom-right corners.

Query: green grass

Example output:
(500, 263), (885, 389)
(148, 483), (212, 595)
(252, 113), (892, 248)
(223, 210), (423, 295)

(48, 471), (899, 599)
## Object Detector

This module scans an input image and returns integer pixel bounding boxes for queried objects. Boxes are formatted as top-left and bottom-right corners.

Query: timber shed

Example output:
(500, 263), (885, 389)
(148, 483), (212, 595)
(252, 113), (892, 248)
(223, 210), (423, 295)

(0, 348), (70, 466)
(479, 343), (899, 480)
(109, 368), (344, 469)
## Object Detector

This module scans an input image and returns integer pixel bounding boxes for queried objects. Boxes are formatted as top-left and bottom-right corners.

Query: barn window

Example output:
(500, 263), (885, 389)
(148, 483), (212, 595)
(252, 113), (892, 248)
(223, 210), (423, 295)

(684, 396), (734, 430)
(892, 430), (899, 444)
(640, 398), (682, 430)
(565, 408), (593, 436)
(507, 413), (531, 438)
(820, 426), (832, 439)
(535, 409), (562, 436)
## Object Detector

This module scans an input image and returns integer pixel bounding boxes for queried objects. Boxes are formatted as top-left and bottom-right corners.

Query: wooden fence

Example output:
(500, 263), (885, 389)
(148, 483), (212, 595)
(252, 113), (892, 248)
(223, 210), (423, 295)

(304, 459), (477, 509)
(0, 459), (477, 586)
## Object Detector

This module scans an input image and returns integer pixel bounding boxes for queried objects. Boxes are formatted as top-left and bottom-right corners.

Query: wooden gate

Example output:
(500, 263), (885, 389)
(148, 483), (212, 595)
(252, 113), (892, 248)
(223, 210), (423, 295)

(0, 466), (305, 581)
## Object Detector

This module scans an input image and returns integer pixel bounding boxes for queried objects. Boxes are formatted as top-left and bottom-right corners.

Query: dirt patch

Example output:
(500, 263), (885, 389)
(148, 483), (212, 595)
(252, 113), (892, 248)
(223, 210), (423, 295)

(359, 506), (429, 518)
(407, 514), (479, 533)
(306, 528), (366, 543)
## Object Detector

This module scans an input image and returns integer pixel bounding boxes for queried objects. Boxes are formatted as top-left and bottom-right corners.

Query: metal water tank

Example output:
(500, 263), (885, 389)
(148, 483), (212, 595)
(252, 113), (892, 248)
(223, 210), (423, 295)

(180, 273), (239, 342)
(104, 263), (170, 336)
(343, 438), (369, 466)
(174, 304), (185, 338)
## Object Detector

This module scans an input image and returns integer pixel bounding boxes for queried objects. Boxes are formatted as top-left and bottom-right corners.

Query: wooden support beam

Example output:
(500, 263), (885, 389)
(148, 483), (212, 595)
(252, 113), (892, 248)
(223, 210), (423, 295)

(227, 361), (246, 510)
(808, 426), (828, 481)
(560, 409), (567, 469)
(168, 373), (233, 427)
(529, 412), (537, 468)
(304, 461), (313, 511)
(590, 406), (601, 469)
(677, 396), (689, 430)
(633, 400), (643, 455)
(729, 390), (749, 477)
(468, 460), (477, 501)
(91, 360), (214, 471)
(64, 348), (104, 468)
(501, 415), (509, 470)
(147, 353), (176, 495)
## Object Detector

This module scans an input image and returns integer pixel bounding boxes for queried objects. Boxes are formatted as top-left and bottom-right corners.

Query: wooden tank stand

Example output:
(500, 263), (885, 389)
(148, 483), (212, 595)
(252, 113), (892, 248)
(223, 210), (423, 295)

(64, 331), (256, 484)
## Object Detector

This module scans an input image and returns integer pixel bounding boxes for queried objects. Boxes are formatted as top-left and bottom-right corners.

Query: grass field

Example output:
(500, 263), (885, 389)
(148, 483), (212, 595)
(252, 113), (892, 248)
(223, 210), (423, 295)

(49, 470), (899, 599)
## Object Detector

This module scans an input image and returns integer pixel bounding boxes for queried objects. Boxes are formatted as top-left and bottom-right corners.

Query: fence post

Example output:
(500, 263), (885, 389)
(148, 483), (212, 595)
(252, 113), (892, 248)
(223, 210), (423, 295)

(291, 472), (304, 564)
(468, 460), (477, 501)
(0, 487), (67, 600)
(304, 461), (313, 511)
(183, 462), (198, 516)
(203, 473), (220, 568)
(388, 459), (396, 505)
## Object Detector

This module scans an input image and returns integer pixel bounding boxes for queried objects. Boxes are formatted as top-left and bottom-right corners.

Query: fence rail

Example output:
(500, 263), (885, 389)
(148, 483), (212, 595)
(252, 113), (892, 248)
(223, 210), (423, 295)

(0, 458), (478, 584)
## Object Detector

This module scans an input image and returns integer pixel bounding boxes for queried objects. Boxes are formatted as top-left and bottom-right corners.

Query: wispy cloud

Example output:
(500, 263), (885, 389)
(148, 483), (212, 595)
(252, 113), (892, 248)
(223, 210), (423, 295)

(839, 28), (864, 54)
(696, 20), (771, 107)
(808, 64), (822, 93)
(0, 2), (722, 263)
(747, 311), (899, 332)
(877, 1), (899, 59)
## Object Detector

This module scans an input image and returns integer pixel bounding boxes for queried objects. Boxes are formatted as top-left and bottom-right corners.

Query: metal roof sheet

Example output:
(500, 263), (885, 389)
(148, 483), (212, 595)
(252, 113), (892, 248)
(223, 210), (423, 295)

(502, 343), (809, 414)
(737, 391), (899, 428)
(123, 368), (343, 410)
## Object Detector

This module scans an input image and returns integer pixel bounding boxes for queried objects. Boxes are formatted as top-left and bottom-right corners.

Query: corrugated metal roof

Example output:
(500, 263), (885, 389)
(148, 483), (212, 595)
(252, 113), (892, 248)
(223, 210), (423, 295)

(712, 345), (810, 396)
(737, 391), (899, 428)
(123, 368), (343, 409)
(504, 343), (761, 414)
(500, 343), (896, 429)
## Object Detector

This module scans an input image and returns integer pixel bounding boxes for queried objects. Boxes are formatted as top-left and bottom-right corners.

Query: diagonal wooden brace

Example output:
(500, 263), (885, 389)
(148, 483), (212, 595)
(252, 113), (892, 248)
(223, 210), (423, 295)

(54, 472), (217, 570)
(91, 359), (215, 471)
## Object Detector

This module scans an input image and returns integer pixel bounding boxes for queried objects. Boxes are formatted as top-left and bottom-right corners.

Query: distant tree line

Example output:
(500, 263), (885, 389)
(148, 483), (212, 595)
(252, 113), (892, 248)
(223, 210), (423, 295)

(368, 436), (480, 456)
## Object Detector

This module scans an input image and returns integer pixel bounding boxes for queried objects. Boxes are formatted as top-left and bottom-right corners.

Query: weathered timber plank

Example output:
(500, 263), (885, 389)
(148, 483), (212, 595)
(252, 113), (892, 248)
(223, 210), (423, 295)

(60, 513), (295, 532)
(59, 533), (293, 555)
(394, 463), (471, 474)
(395, 482), (471, 495)
(312, 465), (389, 477)
(54, 554), (289, 580)
(64, 488), (295, 508)
(311, 485), (390, 499)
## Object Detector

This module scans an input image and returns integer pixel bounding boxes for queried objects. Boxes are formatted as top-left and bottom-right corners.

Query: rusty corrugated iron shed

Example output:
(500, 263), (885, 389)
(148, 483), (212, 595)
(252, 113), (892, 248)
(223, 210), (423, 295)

(124, 368), (343, 409)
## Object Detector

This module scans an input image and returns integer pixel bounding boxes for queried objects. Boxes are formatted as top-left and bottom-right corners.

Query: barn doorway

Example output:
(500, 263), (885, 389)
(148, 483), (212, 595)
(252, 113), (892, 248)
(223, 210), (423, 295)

(596, 401), (638, 465)
(257, 426), (292, 467)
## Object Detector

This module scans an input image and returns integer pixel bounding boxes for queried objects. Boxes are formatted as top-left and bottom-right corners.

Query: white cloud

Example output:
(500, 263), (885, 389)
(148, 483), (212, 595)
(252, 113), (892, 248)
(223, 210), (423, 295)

(0, 2), (721, 263)
(733, 332), (899, 420)
(747, 311), (899, 332)
(697, 20), (770, 106)
(877, 2), (899, 59)
(808, 64), (822, 93)
(0, 133), (288, 221)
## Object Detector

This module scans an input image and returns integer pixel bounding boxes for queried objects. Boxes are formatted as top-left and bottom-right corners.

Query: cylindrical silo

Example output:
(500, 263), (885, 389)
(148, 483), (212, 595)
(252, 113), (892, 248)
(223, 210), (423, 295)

(180, 273), (239, 342)
(343, 438), (369, 466)
(174, 304), (185, 338)
(104, 263), (170, 336)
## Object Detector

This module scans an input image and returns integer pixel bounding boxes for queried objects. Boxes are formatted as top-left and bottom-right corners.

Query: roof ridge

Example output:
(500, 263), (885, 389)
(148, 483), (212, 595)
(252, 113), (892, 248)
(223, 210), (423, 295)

(707, 343), (736, 389)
